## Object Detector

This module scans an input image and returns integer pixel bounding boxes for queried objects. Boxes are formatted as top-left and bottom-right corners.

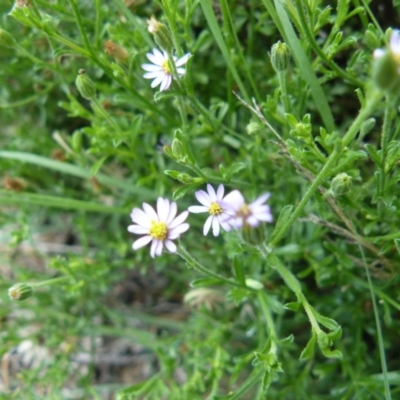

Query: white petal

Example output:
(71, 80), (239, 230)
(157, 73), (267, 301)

(373, 48), (385, 59)
(132, 235), (152, 250)
(169, 223), (190, 239)
(160, 75), (172, 91)
(207, 184), (217, 201)
(142, 64), (163, 72)
(251, 193), (270, 206)
(166, 201), (177, 224)
(216, 184), (225, 201)
(177, 67), (185, 76)
(219, 220), (231, 232)
(176, 53), (191, 66)
(157, 197), (169, 221)
(143, 71), (163, 79)
(212, 217), (220, 236)
(203, 215), (213, 236)
(143, 203), (158, 221)
(155, 240), (164, 256)
(146, 49), (164, 65)
(164, 240), (177, 253)
(195, 190), (211, 207)
(255, 212), (273, 222)
(128, 225), (149, 234)
(169, 211), (189, 229)
(150, 240), (157, 258)
(151, 73), (165, 88)
(130, 208), (151, 227)
(188, 205), (208, 213)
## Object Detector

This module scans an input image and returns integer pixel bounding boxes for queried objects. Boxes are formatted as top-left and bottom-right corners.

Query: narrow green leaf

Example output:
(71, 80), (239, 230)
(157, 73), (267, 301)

(299, 333), (317, 360)
(199, 0), (250, 102)
(190, 278), (223, 287)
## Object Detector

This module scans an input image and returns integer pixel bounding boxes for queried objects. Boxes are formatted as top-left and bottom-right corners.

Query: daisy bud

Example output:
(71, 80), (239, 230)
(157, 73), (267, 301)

(147, 16), (174, 53)
(71, 130), (83, 154)
(270, 41), (290, 72)
(330, 173), (352, 196)
(241, 224), (266, 246)
(104, 40), (129, 63)
(171, 138), (183, 159)
(75, 69), (96, 100)
(0, 29), (16, 48)
(8, 283), (34, 301)
(3, 176), (26, 192)
(372, 50), (400, 93)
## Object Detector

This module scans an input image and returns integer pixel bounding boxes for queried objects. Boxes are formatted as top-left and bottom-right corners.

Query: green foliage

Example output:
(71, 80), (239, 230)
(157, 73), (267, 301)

(1, 0), (400, 398)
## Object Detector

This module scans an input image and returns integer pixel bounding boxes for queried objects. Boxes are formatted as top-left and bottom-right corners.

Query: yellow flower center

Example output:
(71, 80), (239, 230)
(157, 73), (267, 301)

(237, 204), (251, 218)
(149, 220), (168, 240)
(162, 59), (171, 74)
(209, 202), (223, 216)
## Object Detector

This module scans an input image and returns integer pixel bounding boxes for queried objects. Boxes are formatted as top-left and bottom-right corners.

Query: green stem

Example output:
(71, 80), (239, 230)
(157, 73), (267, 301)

(293, 0), (363, 87)
(378, 97), (392, 202)
(277, 70), (291, 114)
(257, 292), (278, 353)
(229, 369), (264, 400)
(91, 98), (125, 137)
(269, 90), (383, 246)
(358, 243), (392, 400)
(33, 276), (70, 288)
(177, 246), (249, 290)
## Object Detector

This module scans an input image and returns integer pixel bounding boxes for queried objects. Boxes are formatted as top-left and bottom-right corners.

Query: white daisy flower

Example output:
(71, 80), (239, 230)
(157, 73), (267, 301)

(142, 48), (191, 91)
(188, 184), (237, 237)
(224, 191), (273, 228)
(128, 197), (189, 258)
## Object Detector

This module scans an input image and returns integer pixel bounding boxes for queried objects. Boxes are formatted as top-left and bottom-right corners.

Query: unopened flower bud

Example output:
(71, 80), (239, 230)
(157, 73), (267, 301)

(241, 224), (266, 246)
(330, 173), (352, 196)
(3, 176), (26, 192)
(171, 139), (183, 159)
(75, 69), (96, 100)
(147, 16), (174, 53)
(246, 121), (263, 135)
(0, 29), (16, 48)
(372, 50), (400, 93)
(245, 278), (264, 290)
(104, 40), (129, 63)
(270, 41), (290, 72)
(8, 283), (34, 301)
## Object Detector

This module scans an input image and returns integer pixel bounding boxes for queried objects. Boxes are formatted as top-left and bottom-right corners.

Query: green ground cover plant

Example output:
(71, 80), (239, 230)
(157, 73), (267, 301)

(1, 0), (400, 398)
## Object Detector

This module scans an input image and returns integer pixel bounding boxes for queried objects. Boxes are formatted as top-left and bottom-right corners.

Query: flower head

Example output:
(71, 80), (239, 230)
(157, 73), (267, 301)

(225, 191), (273, 228)
(142, 49), (190, 91)
(128, 197), (189, 258)
(188, 184), (237, 237)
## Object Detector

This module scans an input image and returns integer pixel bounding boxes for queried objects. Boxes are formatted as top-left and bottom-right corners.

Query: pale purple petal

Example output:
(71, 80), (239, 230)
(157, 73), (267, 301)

(212, 217), (220, 236)
(203, 215), (213, 236)
(247, 216), (260, 227)
(222, 190), (245, 210)
(207, 184), (217, 201)
(160, 75), (172, 91)
(130, 208), (151, 227)
(390, 30), (400, 55)
(132, 235), (153, 250)
(128, 225), (149, 234)
(166, 201), (177, 224)
(195, 190), (211, 207)
(216, 184), (225, 201)
(169, 223), (190, 239)
(256, 212), (273, 222)
(217, 216), (231, 232)
(164, 240), (177, 253)
(251, 193), (270, 206)
(176, 53), (191, 67)
(143, 203), (158, 221)
(188, 205), (208, 213)
(169, 210), (189, 229)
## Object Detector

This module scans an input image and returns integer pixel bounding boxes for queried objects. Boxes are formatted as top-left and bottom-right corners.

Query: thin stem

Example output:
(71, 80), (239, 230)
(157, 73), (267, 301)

(378, 97), (392, 201)
(358, 243), (392, 400)
(33, 276), (70, 288)
(257, 292), (278, 353)
(277, 70), (291, 114)
(177, 245), (250, 290)
(91, 98), (125, 137)
(269, 90), (383, 246)
(229, 368), (264, 400)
